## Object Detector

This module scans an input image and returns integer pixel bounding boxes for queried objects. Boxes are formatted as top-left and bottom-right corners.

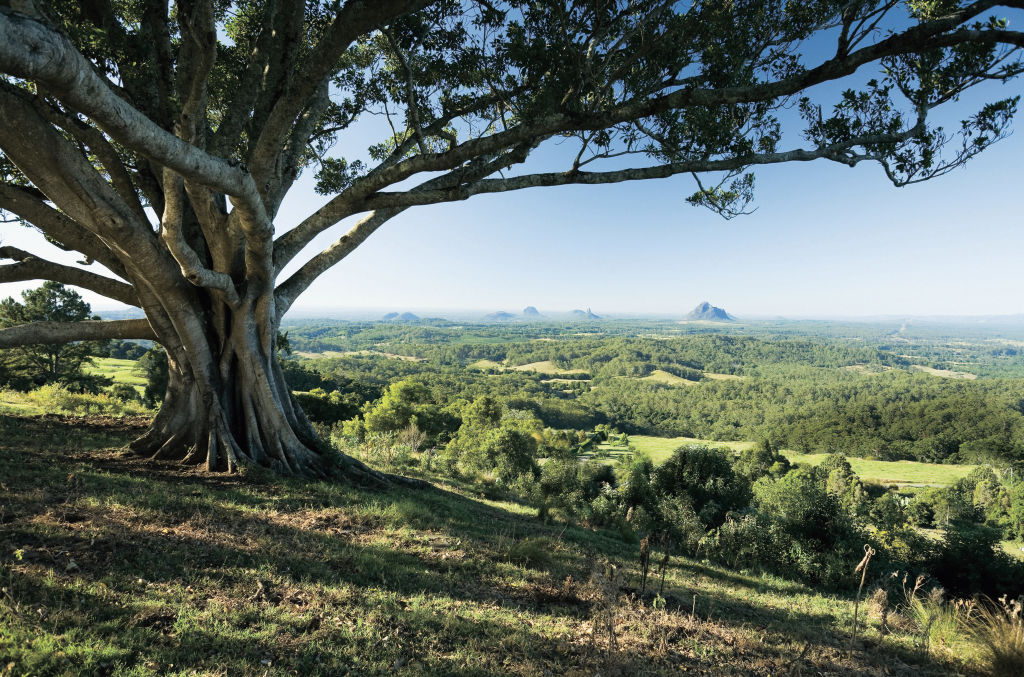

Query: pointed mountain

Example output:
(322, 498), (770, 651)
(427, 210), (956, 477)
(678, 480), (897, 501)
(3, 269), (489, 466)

(522, 306), (541, 317)
(684, 302), (733, 321)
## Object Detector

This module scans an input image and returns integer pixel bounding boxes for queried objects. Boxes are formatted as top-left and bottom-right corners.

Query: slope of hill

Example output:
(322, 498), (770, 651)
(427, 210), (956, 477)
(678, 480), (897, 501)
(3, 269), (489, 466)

(0, 414), (987, 676)
(381, 311), (421, 322)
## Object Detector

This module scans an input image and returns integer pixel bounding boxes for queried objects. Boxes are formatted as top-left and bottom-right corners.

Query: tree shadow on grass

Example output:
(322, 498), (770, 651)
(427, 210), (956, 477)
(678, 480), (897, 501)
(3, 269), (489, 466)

(0, 415), (976, 676)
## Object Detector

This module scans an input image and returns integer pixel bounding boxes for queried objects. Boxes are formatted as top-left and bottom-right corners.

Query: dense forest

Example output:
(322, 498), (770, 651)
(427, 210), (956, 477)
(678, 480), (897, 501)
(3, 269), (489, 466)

(283, 319), (1024, 466)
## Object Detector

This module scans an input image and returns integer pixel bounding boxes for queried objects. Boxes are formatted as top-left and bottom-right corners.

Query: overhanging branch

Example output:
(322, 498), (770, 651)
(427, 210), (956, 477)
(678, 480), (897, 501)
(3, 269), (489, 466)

(0, 246), (139, 306)
(359, 127), (928, 209)
(0, 182), (127, 276)
(0, 318), (155, 347)
(272, 2), (1023, 270)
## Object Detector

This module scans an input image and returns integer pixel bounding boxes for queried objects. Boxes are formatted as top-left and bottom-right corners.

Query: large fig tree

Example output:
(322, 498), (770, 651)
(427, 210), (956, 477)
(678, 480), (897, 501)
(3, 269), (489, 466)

(0, 1), (1021, 478)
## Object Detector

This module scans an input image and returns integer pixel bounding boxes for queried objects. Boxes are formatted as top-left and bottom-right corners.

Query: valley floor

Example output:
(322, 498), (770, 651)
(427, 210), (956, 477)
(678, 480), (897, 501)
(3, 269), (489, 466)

(0, 415), (986, 676)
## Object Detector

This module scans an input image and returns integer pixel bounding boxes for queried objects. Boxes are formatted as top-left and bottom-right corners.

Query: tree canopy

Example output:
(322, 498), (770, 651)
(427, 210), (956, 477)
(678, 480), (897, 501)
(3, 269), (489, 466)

(0, 281), (103, 390)
(0, 0), (1021, 476)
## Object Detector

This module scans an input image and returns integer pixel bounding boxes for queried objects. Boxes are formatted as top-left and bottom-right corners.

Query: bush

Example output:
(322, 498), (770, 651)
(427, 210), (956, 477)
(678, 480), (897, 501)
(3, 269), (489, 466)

(9, 384), (150, 417)
(651, 445), (749, 530)
(107, 383), (141, 403)
(750, 469), (867, 587)
(928, 521), (1024, 597)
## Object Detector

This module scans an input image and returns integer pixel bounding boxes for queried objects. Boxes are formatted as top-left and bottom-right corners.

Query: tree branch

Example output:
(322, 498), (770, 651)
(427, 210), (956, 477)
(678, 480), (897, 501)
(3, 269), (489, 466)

(271, 90), (514, 271)
(276, 1), (1023, 272)
(0, 246), (139, 306)
(0, 182), (127, 277)
(274, 209), (401, 318)
(210, 0), (278, 156)
(248, 0), (435, 189)
(33, 98), (150, 226)
(360, 124), (931, 210)
(383, 28), (428, 154)
(0, 318), (155, 348)
(274, 144), (535, 315)
(160, 172), (240, 306)
(0, 8), (269, 233)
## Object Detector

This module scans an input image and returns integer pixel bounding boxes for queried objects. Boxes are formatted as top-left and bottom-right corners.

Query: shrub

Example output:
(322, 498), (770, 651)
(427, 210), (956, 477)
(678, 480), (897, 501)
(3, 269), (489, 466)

(928, 521), (1024, 597)
(751, 469), (867, 587)
(107, 383), (141, 403)
(15, 383), (150, 417)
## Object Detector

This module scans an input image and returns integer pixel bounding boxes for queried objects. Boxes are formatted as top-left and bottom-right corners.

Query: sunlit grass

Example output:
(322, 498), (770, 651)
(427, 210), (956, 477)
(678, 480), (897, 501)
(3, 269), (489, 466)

(0, 414), (985, 676)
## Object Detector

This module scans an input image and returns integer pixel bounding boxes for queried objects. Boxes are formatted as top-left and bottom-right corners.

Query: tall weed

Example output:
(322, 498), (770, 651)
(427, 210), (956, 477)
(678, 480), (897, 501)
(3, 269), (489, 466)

(967, 596), (1024, 677)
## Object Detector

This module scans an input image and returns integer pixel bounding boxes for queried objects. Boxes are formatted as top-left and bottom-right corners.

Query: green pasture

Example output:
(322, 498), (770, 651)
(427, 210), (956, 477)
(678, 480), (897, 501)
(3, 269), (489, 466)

(83, 356), (147, 393)
(639, 369), (698, 387)
(782, 452), (977, 487)
(581, 435), (973, 487)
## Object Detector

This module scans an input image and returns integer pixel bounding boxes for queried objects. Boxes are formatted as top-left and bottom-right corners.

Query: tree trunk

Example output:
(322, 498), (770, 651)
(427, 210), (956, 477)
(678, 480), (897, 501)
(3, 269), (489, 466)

(128, 294), (390, 484)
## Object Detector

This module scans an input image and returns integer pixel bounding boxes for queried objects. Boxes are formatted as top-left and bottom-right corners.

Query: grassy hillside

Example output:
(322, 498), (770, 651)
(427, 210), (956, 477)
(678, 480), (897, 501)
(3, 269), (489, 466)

(83, 357), (148, 394)
(0, 415), (991, 676)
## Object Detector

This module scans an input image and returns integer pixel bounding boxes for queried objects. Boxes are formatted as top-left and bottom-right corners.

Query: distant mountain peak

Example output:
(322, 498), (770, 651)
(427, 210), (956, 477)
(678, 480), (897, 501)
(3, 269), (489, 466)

(685, 302), (733, 321)
(382, 311), (419, 322)
(571, 307), (601, 320)
(522, 306), (541, 317)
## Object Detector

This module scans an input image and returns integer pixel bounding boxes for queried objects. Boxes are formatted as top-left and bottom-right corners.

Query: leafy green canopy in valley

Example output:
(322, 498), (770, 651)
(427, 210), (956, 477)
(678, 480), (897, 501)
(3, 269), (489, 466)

(283, 318), (1024, 466)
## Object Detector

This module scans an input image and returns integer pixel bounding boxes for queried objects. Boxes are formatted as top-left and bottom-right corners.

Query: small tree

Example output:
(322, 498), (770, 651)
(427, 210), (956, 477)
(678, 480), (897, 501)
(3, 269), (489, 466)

(0, 281), (105, 391)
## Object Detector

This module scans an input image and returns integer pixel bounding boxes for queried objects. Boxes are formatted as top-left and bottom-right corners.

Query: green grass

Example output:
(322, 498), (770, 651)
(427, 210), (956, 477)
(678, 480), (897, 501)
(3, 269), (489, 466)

(782, 453), (977, 486)
(511, 360), (587, 376)
(0, 414), (983, 676)
(84, 356), (148, 394)
(1000, 540), (1024, 561)
(581, 436), (755, 464)
(639, 369), (698, 387)
(468, 358), (504, 370)
(0, 384), (151, 417)
(580, 435), (972, 487)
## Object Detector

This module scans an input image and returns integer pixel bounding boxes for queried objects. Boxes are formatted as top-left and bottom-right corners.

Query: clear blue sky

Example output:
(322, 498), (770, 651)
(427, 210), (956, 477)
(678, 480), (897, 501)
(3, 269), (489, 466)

(2, 36), (1023, 319)
(274, 76), (1024, 318)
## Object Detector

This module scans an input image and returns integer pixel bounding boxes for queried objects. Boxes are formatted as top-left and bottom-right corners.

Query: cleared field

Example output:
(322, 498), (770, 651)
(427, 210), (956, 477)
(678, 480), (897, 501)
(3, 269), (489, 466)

(84, 357), (147, 394)
(579, 435), (753, 464)
(782, 452), (976, 486)
(1001, 540), (1024, 561)
(582, 435), (974, 487)
(512, 360), (588, 376)
(468, 358), (505, 370)
(640, 369), (698, 386)
(296, 349), (424, 362)
(703, 372), (743, 381)
(631, 435), (753, 461)
(910, 365), (977, 380)
(844, 364), (895, 374)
